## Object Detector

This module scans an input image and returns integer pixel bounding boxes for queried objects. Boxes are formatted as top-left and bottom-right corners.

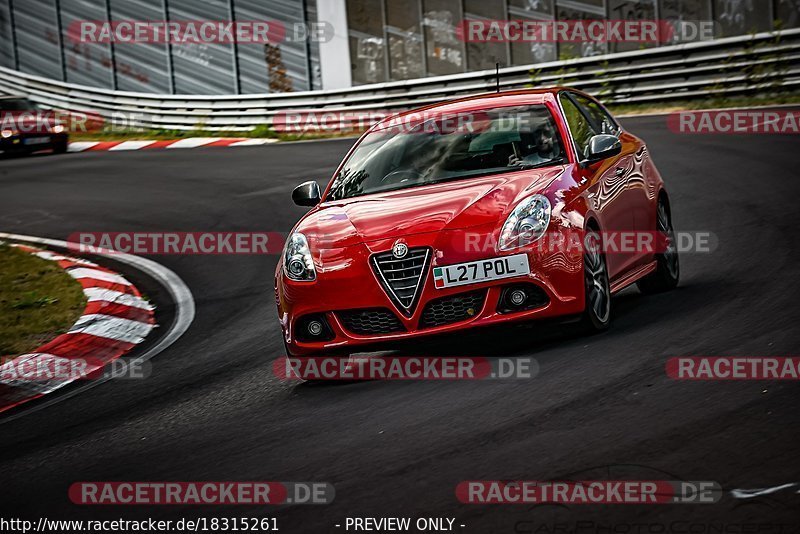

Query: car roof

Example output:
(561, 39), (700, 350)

(370, 87), (579, 132)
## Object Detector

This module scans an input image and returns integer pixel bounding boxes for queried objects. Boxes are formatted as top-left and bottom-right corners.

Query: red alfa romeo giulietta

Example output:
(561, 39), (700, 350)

(275, 88), (679, 357)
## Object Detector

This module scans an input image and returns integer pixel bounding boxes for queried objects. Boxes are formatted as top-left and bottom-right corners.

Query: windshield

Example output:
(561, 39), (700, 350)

(326, 105), (565, 201)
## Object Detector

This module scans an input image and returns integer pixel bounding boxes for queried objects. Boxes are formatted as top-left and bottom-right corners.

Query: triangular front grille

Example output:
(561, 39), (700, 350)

(371, 247), (430, 316)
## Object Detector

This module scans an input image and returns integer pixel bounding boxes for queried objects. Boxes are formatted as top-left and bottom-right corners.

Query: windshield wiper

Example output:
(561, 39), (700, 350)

(513, 157), (566, 170)
(423, 160), (565, 186)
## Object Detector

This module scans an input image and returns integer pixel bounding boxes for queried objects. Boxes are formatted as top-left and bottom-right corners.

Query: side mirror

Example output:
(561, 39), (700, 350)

(585, 134), (622, 164)
(292, 181), (321, 207)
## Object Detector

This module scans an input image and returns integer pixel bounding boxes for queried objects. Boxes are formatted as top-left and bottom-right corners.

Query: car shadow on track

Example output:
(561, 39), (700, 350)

(290, 281), (711, 391)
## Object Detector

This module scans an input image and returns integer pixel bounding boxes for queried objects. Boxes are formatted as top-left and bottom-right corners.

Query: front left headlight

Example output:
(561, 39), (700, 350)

(283, 232), (316, 281)
(499, 194), (551, 251)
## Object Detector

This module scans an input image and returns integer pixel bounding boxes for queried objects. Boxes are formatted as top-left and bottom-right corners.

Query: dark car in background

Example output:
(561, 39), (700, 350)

(0, 95), (68, 156)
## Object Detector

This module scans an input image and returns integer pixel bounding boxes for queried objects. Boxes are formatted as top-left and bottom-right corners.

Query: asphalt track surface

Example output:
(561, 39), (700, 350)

(1, 115), (799, 530)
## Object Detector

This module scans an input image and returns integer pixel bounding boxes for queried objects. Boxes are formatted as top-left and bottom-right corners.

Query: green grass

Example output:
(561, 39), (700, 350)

(69, 123), (353, 143)
(0, 243), (86, 357)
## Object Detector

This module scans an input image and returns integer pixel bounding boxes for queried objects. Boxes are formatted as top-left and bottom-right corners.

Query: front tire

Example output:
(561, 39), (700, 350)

(578, 230), (611, 333)
(637, 199), (679, 294)
(283, 340), (351, 382)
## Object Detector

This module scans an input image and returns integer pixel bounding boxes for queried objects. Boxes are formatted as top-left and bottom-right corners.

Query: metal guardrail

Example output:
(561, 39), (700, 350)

(0, 28), (798, 131)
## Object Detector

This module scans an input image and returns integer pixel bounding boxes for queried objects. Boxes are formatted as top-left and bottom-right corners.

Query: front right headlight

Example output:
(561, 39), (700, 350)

(283, 232), (316, 281)
(499, 194), (551, 251)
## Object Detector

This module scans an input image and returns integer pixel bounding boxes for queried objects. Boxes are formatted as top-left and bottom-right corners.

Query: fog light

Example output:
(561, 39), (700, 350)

(295, 314), (334, 343)
(508, 289), (527, 307)
(307, 320), (323, 336)
(498, 284), (550, 314)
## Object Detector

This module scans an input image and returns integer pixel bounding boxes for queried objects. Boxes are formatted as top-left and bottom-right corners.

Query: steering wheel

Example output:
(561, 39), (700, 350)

(380, 169), (424, 184)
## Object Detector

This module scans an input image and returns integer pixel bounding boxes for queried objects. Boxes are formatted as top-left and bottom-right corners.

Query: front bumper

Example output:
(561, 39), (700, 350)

(0, 133), (68, 154)
(275, 227), (585, 356)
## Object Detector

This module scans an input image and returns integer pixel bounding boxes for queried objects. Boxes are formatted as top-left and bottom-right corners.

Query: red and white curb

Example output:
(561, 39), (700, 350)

(68, 137), (278, 153)
(0, 233), (195, 422)
(0, 244), (156, 413)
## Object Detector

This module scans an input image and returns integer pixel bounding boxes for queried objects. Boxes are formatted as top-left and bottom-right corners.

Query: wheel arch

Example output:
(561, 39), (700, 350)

(657, 188), (671, 215)
(584, 216), (601, 232)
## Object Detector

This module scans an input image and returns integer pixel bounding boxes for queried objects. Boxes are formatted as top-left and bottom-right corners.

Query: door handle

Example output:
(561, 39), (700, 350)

(614, 167), (626, 176)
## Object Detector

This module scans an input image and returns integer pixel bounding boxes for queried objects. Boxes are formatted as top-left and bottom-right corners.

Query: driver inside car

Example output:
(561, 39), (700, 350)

(508, 123), (561, 167)
(397, 136), (448, 181)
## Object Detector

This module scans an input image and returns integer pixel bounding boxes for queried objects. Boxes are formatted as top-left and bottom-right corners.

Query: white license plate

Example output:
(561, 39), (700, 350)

(24, 136), (50, 145)
(433, 253), (530, 289)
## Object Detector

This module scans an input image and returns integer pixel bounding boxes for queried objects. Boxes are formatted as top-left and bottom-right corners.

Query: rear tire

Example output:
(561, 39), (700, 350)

(637, 199), (679, 294)
(52, 138), (68, 154)
(577, 229), (611, 334)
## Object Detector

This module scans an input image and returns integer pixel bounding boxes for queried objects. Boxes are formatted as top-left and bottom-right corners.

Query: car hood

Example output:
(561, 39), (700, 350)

(296, 166), (566, 249)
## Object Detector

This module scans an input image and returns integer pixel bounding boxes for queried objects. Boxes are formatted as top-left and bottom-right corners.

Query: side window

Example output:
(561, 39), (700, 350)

(572, 94), (620, 136)
(559, 94), (596, 160)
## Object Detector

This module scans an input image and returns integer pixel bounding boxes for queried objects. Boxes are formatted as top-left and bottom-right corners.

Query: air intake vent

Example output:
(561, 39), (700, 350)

(420, 289), (487, 329)
(338, 308), (405, 335)
(371, 247), (430, 316)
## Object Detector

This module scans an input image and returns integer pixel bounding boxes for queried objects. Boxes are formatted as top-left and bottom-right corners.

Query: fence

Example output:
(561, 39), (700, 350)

(0, 28), (797, 131)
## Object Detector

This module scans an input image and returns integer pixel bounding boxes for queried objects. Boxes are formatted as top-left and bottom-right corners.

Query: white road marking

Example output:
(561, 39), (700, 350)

(83, 287), (153, 310)
(0, 353), (77, 394)
(166, 137), (221, 149)
(67, 142), (100, 153)
(730, 482), (800, 499)
(0, 232), (195, 424)
(69, 314), (154, 344)
(109, 140), (157, 151)
(68, 267), (132, 286)
(229, 139), (278, 146)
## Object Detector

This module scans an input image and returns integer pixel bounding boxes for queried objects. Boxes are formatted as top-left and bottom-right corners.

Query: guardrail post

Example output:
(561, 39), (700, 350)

(417, 0), (428, 76)
(8, 0), (18, 70)
(54, 0), (67, 82)
(162, 0), (176, 94)
(302, 0), (314, 90)
(228, 0), (242, 94)
(103, 0), (118, 90)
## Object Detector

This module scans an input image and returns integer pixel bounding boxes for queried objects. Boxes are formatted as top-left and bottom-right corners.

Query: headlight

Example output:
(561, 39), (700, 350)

(52, 124), (65, 134)
(1, 130), (13, 139)
(283, 232), (316, 281)
(499, 194), (551, 251)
